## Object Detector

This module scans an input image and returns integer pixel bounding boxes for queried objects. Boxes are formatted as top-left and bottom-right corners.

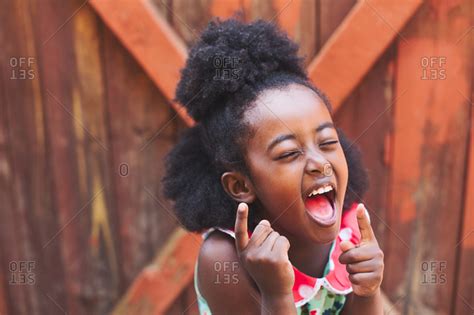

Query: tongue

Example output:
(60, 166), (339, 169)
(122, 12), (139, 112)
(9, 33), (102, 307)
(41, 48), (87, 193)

(304, 195), (333, 220)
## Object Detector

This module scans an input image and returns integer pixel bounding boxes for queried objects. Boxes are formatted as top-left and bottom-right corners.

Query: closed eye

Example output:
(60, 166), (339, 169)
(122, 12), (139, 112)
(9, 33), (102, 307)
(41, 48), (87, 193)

(320, 140), (339, 147)
(277, 150), (301, 160)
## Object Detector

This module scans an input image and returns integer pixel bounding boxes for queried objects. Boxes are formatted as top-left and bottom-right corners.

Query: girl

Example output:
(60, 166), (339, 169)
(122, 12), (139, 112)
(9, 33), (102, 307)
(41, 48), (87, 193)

(163, 18), (384, 314)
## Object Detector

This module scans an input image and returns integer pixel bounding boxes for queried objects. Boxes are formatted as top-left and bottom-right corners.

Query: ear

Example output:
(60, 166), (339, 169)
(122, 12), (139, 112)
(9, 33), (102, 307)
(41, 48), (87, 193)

(221, 171), (256, 203)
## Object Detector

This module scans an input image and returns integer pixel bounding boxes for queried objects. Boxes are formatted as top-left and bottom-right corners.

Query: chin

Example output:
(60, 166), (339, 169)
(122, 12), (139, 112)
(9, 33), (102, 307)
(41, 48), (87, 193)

(297, 214), (339, 244)
(310, 225), (340, 244)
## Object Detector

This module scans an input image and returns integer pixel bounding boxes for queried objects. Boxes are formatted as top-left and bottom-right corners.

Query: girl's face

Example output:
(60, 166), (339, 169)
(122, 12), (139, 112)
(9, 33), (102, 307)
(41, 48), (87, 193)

(244, 83), (348, 244)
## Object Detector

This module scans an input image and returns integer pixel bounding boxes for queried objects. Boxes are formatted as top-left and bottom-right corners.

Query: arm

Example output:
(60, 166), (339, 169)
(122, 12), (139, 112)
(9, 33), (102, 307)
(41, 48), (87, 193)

(341, 290), (383, 315)
(339, 204), (385, 315)
(261, 293), (297, 315)
(198, 231), (260, 314)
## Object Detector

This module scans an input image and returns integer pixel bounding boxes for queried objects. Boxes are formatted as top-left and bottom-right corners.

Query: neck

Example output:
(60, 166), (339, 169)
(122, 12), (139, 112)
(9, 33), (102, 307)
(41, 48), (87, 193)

(286, 234), (333, 278)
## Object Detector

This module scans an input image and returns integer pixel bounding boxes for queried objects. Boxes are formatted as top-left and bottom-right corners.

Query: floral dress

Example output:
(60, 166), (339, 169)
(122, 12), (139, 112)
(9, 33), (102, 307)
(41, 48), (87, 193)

(194, 203), (365, 314)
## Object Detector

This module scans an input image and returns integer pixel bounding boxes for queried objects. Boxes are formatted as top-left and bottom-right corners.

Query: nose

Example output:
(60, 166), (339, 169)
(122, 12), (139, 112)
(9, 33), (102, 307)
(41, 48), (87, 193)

(304, 149), (332, 177)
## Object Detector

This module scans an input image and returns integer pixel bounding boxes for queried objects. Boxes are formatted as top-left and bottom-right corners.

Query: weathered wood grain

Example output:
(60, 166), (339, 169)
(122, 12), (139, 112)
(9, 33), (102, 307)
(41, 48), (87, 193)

(102, 13), (182, 294)
(112, 229), (202, 315)
(89, 0), (194, 126)
(307, 0), (423, 110)
(385, 1), (472, 313)
(33, 1), (118, 313)
(0, 0), (66, 314)
(453, 2), (474, 313)
(329, 1), (394, 257)
(1, 1), (473, 314)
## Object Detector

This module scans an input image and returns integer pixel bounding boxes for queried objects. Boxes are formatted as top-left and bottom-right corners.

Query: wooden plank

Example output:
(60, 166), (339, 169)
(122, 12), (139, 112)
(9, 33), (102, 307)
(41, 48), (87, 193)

(297, 0), (318, 66)
(89, 0), (195, 127)
(455, 86), (474, 315)
(274, 0), (318, 67)
(0, 258), (9, 315)
(0, 0), (67, 314)
(385, 1), (472, 313)
(151, 0), (173, 21)
(334, 41), (395, 255)
(170, 0), (211, 45)
(33, 0), (121, 313)
(112, 229), (202, 315)
(210, 0), (242, 19)
(248, 0), (273, 21)
(72, 5), (122, 313)
(454, 2), (474, 310)
(317, 0), (356, 52)
(274, 0), (301, 39)
(101, 16), (182, 294)
(307, 0), (423, 110)
(211, 0), (302, 42)
(35, 3), (87, 312)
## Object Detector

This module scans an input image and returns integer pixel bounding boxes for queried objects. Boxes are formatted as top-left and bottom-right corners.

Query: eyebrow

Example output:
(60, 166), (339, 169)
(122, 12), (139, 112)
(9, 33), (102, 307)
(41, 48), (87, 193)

(266, 122), (335, 153)
(315, 121), (335, 133)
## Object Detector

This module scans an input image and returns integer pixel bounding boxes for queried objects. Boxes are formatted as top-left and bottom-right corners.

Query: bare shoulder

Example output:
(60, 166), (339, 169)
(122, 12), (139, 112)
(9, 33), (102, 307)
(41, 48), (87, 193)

(197, 230), (261, 313)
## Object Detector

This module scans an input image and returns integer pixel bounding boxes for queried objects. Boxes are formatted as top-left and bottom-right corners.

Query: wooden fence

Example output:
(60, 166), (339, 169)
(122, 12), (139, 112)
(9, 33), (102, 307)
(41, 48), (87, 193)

(0, 0), (472, 314)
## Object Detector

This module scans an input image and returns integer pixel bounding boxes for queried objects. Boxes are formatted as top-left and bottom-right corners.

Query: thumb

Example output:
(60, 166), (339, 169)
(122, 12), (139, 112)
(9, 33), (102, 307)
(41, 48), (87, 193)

(340, 240), (355, 253)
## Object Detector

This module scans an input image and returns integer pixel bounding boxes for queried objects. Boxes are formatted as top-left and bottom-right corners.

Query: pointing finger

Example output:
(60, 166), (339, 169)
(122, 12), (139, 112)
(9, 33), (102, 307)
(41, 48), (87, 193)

(235, 203), (249, 252)
(356, 204), (376, 244)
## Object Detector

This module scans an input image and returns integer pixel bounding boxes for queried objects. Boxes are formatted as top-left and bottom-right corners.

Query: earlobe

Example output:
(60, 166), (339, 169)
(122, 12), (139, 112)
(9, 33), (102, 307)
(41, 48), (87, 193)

(221, 171), (256, 203)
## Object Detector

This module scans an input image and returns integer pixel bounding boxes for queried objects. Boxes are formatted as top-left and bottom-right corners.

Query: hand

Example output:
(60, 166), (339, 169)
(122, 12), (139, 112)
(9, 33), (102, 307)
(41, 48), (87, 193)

(338, 204), (384, 297)
(234, 202), (295, 297)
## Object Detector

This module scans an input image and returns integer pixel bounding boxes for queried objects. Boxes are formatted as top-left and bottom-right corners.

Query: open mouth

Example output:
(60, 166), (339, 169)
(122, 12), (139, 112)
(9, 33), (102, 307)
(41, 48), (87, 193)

(303, 184), (337, 226)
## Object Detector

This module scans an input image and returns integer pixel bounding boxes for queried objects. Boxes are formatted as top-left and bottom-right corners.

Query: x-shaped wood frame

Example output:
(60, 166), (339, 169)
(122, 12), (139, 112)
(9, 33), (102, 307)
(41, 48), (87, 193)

(89, 0), (422, 313)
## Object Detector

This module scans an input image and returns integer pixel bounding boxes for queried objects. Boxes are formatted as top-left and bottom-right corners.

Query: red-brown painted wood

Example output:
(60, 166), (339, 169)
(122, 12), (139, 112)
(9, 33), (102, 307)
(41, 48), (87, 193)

(454, 13), (474, 311)
(385, 1), (472, 313)
(112, 229), (202, 315)
(90, 0), (195, 127)
(2, 1), (473, 314)
(307, 0), (423, 110)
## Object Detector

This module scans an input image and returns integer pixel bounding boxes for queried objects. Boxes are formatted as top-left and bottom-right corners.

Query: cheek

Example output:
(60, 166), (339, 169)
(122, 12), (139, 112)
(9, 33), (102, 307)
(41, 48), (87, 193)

(249, 160), (302, 209)
(255, 166), (300, 198)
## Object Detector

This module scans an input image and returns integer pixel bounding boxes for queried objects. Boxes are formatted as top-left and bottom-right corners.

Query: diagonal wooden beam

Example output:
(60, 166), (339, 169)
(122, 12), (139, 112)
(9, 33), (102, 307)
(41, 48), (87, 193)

(112, 229), (202, 315)
(89, 0), (195, 126)
(307, 0), (423, 111)
(92, 0), (423, 121)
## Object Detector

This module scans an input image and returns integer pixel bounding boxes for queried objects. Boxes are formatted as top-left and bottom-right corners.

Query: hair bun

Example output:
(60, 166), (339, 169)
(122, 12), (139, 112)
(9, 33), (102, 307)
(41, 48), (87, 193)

(175, 18), (307, 122)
